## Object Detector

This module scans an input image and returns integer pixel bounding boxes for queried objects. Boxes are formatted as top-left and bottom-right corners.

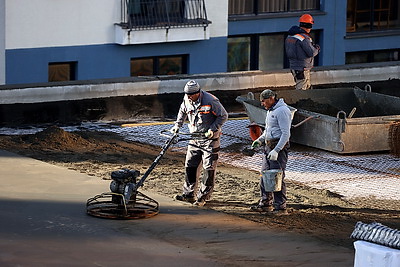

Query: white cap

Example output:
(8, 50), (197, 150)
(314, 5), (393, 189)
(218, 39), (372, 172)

(184, 80), (201, 95)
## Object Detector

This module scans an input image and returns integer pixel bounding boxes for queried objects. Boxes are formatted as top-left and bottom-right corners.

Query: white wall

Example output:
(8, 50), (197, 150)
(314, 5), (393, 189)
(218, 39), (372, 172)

(6, 0), (227, 50)
(205, 0), (228, 38)
(0, 0), (5, 85)
(6, 0), (120, 49)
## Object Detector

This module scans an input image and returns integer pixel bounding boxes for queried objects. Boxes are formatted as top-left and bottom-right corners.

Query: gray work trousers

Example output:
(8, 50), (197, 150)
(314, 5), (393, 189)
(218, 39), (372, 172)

(291, 69), (311, 90)
(259, 144), (289, 210)
(182, 138), (220, 201)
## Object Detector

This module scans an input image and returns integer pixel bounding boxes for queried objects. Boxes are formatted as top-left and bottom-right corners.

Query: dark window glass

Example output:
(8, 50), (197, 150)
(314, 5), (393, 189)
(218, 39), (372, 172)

(227, 37), (251, 71)
(159, 56), (184, 75)
(48, 62), (76, 82)
(229, 0), (319, 15)
(347, 0), (400, 32)
(258, 0), (286, 13)
(131, 55), (187, 77)
(346, 49), (400, 64)
(289, 0), (319, 12)
(259, 34), (285, 70)
(228, 0), (253, 15)
(131, 58), (154, 76)
(346, 52), (369, 64)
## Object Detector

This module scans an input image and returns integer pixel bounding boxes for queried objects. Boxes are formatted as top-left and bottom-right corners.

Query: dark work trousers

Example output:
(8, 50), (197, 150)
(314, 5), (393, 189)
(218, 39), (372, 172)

(259, 145), (289, 210)
(183, 137), (220, 201)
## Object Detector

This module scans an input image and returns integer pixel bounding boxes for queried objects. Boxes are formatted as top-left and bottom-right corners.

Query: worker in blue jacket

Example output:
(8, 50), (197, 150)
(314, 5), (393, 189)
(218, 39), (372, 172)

(285, 14), (320, 90)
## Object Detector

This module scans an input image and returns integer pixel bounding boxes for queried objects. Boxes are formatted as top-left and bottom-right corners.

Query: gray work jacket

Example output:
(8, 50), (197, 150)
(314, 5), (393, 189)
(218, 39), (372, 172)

(174, 90), (228, 137)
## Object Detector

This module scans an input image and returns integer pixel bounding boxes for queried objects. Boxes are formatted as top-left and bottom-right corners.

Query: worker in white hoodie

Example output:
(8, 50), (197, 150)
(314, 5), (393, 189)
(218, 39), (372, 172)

(250, 89), (293, 215)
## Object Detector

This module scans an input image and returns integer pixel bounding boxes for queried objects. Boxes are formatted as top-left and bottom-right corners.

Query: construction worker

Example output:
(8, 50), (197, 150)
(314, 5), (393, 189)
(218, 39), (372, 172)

(170, 80), (228, 207)
(285, 14), (320, 90)
(250, 89), (292, 215)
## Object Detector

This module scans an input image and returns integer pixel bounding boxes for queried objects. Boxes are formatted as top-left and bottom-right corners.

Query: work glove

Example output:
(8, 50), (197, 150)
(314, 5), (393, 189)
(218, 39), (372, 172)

(204, 129), (214, 139)
(169, 125), (179, 134)
(251, 140), (261, 149)
(267, 149), (279, 161)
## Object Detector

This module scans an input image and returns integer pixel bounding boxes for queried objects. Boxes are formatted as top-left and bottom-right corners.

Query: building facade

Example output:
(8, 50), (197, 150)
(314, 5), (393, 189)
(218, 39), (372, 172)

(1, 0), (399, 86)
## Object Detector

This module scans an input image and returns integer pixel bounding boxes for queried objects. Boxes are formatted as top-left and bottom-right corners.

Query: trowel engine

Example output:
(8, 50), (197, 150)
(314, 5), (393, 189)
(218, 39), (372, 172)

(109, 169), (140, 205)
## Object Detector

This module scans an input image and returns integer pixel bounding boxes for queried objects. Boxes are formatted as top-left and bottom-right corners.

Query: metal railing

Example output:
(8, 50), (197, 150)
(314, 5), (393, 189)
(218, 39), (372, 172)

(120, 0), (210, 30)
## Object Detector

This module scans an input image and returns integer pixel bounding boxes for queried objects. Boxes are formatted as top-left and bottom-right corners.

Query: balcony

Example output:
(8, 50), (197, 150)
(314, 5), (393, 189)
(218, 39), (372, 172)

(115, 0), (211, 45)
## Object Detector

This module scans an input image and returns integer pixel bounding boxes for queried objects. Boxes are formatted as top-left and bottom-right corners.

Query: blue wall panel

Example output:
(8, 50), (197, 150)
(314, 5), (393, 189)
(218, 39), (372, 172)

(6, 37), (227, 85)
(344, 35), (400, 53)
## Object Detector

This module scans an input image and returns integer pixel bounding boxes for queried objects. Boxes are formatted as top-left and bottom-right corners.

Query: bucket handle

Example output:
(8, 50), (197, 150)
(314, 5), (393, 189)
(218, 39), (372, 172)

(268, 159), (282, 170)
(336, 111), (347, 133)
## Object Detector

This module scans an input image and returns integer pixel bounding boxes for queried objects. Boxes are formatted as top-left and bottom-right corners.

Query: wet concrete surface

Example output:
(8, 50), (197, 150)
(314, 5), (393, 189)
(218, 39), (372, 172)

(0, 149), (355, 266)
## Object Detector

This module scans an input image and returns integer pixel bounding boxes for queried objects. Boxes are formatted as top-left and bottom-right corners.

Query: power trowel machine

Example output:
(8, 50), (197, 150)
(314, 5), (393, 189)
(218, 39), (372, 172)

(86, 129), (204, 219)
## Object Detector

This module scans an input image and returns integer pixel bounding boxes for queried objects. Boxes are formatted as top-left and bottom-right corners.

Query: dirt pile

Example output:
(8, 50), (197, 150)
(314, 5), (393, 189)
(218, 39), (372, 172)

(21, 126), (94, 151)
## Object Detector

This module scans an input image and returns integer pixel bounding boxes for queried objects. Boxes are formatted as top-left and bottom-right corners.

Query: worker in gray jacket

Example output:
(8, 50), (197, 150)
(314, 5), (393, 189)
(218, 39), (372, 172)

(285, 14), (320, 90)
(170, 80), (228, 207)
(250, 89), (292, 215)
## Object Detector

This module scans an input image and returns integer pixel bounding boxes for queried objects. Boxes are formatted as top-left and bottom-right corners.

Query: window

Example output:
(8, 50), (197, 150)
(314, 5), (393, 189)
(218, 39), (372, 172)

(130, 55), (187, 76)
(259, 34), (285, 70)
(131, 58), (154, 76)
(228, 31), (319, 72)
(227, 37), (251, 71)
(228, 0), (319, 15)
(48, 62), (76, 82)
(347, 0), (400, 32)
(346, 49), (400, 64)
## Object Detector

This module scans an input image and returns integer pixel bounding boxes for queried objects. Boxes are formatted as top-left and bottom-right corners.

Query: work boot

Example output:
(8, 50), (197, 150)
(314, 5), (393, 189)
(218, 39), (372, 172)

(270, 209), (289, 216)
(174, 194), (196, 203)
(197, 169), (216, 201)
(250, 204), (274, 212)
(193, 199), (206, 207)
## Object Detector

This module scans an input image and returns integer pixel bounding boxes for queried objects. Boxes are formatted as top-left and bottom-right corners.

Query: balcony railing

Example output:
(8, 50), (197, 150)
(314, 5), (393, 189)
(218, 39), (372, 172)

(120, 0), (211, 30)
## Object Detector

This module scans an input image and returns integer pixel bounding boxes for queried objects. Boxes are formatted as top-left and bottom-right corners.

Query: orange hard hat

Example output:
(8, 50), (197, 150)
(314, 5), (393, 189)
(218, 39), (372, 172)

(299, 14), (314, 24)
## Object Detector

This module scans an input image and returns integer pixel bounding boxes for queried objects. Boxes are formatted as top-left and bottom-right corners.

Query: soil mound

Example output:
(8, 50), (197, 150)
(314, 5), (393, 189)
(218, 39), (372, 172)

(22, 126), (93, 151)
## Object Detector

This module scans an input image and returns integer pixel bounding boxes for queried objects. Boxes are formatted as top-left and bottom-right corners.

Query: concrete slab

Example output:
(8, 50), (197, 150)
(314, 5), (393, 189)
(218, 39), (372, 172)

(0, 150), (355, 266)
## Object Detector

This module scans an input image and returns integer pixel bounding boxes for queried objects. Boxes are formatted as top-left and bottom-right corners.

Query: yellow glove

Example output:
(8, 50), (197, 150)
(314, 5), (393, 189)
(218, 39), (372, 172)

(205, 129), (214, 139)
(251, 140), (261, 149)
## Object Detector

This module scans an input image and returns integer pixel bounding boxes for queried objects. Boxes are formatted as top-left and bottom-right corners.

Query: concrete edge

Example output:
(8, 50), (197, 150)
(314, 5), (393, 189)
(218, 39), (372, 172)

(0, 63), (399, 104)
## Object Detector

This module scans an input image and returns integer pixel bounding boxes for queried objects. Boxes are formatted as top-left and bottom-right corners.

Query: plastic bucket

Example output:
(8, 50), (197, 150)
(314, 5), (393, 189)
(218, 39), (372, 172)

(261, 169), (283, 192)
